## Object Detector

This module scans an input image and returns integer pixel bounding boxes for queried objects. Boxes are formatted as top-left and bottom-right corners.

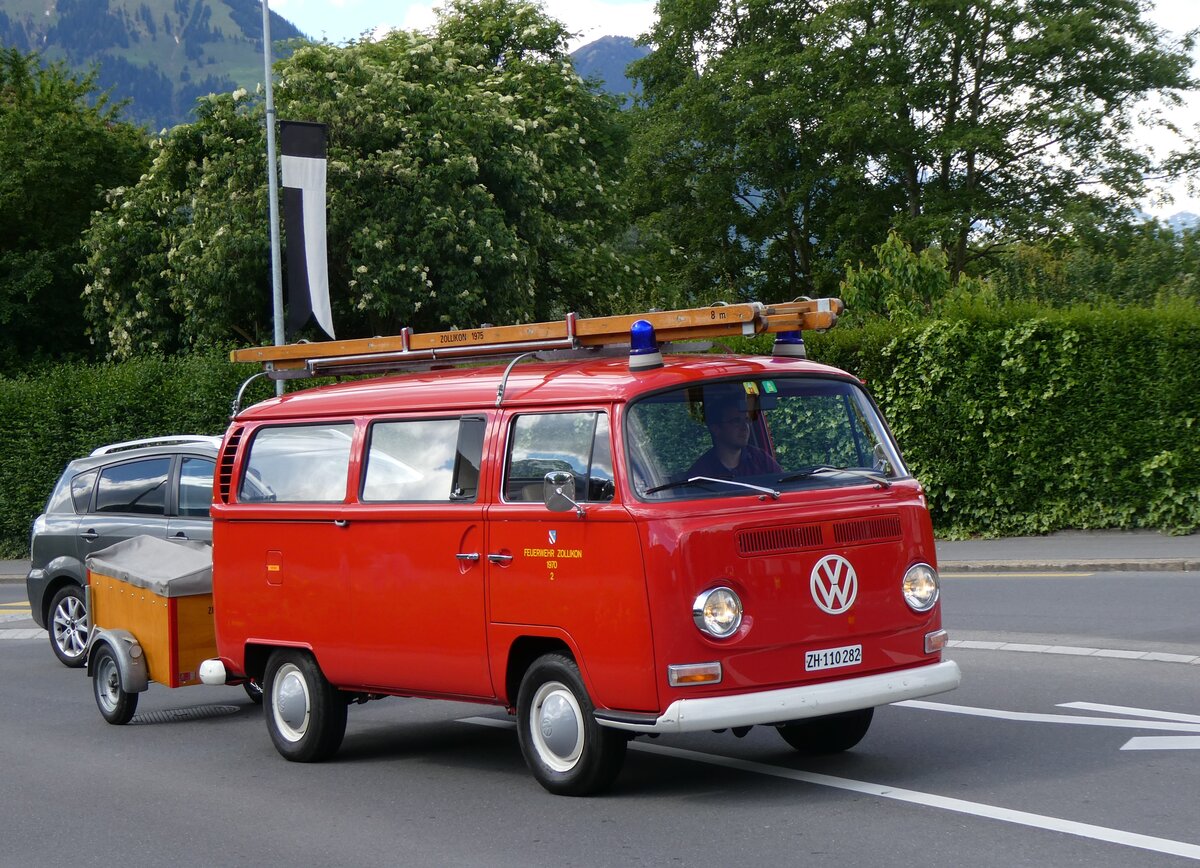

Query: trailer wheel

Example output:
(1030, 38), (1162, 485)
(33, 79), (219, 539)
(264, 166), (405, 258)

(263, 650), (346, 762)
(92, 645), (138, 725)
(49, 584), (88, 668)
(776, 708), (873, 754)
(516, 654), (626, 796)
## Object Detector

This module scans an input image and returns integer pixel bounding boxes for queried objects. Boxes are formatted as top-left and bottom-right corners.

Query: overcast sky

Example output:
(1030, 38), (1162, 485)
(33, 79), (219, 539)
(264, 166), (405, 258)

(265, 0), (1199, 217)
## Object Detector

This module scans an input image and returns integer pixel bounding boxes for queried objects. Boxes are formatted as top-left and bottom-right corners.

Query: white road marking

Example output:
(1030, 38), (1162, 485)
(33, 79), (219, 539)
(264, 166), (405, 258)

(1058, 702), (1200, 724)
(1122, 737), (1200, 751)
(460, 716), (1200, 860)
(893, 700), (1200, 732)
(0, 629), (43, 639)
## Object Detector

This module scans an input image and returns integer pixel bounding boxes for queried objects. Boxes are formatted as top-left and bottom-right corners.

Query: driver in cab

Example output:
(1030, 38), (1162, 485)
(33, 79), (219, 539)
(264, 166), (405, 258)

(687, 393), (782, 479)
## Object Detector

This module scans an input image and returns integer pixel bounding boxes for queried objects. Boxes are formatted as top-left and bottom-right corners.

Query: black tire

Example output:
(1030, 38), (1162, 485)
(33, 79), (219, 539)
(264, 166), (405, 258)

(92, 644), (138, 725)
(242, 679), (264, 705)
(263, 650), (347, 762)
(776, 707), (874, 754)
(49, 584), (89, 668)
(516, 653), (627, 796)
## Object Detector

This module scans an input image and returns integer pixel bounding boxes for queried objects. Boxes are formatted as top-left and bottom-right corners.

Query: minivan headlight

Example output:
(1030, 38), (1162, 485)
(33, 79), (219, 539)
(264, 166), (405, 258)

(902, 563), (940, 612)
(692, 587), (743, 638)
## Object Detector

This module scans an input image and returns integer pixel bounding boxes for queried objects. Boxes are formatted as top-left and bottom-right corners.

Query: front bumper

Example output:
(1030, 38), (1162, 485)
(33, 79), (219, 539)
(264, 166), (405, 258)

(595, 659), (961, 734)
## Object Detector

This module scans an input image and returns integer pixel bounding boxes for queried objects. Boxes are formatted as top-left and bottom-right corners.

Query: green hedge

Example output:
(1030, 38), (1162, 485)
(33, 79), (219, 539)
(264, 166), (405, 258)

(2, 305), (1197, 555)
(803, 300), (1200, 537)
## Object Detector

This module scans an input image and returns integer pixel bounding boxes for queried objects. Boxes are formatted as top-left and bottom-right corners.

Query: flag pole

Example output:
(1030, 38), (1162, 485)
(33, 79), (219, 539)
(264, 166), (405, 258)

(261, 0), (285, 396)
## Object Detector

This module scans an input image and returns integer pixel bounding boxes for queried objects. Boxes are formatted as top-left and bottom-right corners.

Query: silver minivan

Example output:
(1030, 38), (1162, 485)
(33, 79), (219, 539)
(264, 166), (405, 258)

(26, 436), (219, 666)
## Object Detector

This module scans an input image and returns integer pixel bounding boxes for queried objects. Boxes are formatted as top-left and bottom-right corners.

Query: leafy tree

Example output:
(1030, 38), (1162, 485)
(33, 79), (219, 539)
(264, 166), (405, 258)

(0, 49), (148, 371)
(630, 0), (1198, 300)
(82, 0), (648, 358)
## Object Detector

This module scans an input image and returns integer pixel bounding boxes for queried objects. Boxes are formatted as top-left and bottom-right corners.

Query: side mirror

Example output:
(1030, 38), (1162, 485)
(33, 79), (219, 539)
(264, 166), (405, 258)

(544, 471), (585, 518)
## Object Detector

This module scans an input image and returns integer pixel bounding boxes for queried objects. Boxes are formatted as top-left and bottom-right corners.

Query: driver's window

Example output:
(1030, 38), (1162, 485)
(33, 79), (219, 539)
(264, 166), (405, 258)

(504, 412), (614, 503)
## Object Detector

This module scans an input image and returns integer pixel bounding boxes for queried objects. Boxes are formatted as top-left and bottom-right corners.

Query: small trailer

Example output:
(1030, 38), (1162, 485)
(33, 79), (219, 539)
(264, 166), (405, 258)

(84, 536), (258, 724)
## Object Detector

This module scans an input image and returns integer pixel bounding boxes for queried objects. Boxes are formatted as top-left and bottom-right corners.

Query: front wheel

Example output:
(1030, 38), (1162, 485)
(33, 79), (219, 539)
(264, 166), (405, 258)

(776, 707), (874, 754)
(49, 584), (88, 668)
(263, 650), (347, 762)
(516, 653), (626, 796)
(92, 645), (138, 725)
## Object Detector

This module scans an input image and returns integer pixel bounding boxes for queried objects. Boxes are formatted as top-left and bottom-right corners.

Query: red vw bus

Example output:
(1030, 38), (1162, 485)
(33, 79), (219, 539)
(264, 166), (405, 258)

(201, 301), (960, 795)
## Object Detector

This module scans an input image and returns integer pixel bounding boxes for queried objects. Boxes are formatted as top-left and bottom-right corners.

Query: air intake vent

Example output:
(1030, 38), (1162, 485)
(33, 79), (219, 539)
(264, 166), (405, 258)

(217, 427), (243, 503)
(738, 524), (823, 556)
(833, 515), (902, 545)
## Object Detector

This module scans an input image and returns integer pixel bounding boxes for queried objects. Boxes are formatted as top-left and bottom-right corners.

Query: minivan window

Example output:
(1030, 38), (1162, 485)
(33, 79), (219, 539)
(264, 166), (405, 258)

(627, 378), (906, 500)
(240, 424), (354, 503)
(179, 457), (215, 517)
(504, 412), (614, 503)
(362, 417), (485, 502)
(95, 458), (171, 515)
(70, 470), (98, 513)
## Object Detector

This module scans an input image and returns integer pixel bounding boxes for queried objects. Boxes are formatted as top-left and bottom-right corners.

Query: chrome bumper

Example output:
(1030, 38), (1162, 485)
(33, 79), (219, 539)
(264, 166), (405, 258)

(597, 660), (962, 734)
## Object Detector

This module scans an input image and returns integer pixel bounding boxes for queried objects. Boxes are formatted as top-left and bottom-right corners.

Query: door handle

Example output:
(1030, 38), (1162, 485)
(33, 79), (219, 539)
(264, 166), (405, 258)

(80, 530), (99, 542)
(456, 553), (481, 562)
(333, 519), (349, 528)
(172, 532), (189, 540)
(487, 553), (513, 565)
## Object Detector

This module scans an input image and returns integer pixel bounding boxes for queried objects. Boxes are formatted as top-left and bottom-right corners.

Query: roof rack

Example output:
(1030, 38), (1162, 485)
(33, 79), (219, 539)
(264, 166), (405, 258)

(230, 298), (844, 380)
(90, 436), (222, 457)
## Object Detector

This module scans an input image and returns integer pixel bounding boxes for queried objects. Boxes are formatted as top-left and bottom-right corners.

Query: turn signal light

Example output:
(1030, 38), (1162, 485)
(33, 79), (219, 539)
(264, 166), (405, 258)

(668, 662), (722, 687)
(924, 629), (949, 654)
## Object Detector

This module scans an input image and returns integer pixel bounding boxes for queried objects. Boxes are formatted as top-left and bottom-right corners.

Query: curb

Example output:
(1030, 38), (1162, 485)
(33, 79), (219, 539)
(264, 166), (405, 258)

(939, 559), (1199, 573)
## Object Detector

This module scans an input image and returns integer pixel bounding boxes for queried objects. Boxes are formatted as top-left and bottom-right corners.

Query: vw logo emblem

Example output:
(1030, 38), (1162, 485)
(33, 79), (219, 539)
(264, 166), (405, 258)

(810, 555), (858, 614)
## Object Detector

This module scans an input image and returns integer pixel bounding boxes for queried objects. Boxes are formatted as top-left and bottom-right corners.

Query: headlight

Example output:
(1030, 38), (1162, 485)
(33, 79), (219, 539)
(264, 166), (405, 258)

(692, 587), (743, 638)
(902, 563), (940, 612)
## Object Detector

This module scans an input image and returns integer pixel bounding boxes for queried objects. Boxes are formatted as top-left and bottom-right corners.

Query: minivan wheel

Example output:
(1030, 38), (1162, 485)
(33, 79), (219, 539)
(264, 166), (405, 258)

(516, 653), (626, 796)
(776, 707), (874, 754)
(92, 644), (138, 725)
(49, 584), (89, 668)
(263, 650), (347, 762)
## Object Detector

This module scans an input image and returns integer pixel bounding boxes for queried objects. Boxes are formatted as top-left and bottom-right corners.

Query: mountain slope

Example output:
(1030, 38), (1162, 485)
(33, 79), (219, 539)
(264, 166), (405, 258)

(0, 0), (305, 128)
(571, 35), (648, 106)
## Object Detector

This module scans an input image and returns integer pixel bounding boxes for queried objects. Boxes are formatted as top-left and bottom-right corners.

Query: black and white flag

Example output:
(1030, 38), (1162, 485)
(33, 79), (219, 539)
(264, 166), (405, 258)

(280, 120), (335, 339)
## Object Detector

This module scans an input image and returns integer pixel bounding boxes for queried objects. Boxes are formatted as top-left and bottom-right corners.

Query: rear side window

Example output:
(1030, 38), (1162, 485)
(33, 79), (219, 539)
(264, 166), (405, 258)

(70, 470), (98, 513)
(504, 412), (614, 503)
(240, 423), (354, 503)
(178, 457), (215, 517)
(362, 416), (485, 503)
(95, 458), (171, 515)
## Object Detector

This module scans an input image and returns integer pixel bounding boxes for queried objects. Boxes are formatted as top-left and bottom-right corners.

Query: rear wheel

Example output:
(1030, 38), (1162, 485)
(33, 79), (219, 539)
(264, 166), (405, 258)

(263, 650), (347, 762)
(776, 708), (874, 754)
(92, 645), (137, 725)
(49, 584), (88, 668)
(516, 654), (626, 796)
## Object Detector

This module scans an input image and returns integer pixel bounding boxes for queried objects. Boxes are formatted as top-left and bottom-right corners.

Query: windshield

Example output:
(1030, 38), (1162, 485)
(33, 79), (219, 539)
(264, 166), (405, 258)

(626, 376), (907, 501)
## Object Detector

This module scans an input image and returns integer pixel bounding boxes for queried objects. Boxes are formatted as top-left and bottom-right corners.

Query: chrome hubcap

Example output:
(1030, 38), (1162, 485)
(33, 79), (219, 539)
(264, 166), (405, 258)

(272, 663), (311, 742)
(530, 681), (584, 772)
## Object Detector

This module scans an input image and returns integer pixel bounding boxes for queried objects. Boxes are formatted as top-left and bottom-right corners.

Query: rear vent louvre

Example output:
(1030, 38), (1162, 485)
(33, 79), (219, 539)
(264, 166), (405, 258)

(832, 515), (902, 545)
(738, 524), (823, 556)
(217, 427), (243, 503)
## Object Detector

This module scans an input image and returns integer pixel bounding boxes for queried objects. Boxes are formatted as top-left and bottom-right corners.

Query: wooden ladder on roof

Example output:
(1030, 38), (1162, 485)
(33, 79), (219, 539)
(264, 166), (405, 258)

(230, 297), (844, 378)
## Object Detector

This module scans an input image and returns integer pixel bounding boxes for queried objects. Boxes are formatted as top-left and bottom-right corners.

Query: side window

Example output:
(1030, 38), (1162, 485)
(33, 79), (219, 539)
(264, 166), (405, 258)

(95, 458), (171, 515)
(70, 470), (98, 514)
(239, 423), (354, 503)
(504, 412), (614, 503)
(178, 457), (215, 517)
(362, 416), (485, 503)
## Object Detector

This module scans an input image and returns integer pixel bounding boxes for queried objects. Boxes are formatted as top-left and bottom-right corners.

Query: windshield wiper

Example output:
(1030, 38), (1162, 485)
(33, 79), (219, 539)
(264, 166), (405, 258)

(778, 466), (892, 488)
(645, 476), (780, 499)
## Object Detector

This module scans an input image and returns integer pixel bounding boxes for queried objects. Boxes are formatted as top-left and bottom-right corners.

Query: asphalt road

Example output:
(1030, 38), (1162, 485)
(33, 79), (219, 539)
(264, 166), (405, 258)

(2, 574), (1198, 867)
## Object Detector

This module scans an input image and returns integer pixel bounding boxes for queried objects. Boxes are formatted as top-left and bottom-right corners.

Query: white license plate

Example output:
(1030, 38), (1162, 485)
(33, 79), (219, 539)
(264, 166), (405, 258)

(805, 644), (862, 672)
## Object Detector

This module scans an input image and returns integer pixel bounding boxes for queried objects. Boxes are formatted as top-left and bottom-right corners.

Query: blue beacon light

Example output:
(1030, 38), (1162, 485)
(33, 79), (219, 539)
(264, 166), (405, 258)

(773, 330), (806, 358)
(629, 320), (664, 371)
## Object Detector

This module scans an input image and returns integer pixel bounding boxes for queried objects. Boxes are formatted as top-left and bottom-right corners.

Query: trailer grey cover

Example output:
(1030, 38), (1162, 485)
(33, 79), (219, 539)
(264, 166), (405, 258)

(86, 536), (212, 598)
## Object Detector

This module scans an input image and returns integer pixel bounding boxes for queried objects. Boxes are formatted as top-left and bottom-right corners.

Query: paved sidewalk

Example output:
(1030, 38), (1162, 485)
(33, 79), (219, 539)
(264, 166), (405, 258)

(2, 529), (1197, 582)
